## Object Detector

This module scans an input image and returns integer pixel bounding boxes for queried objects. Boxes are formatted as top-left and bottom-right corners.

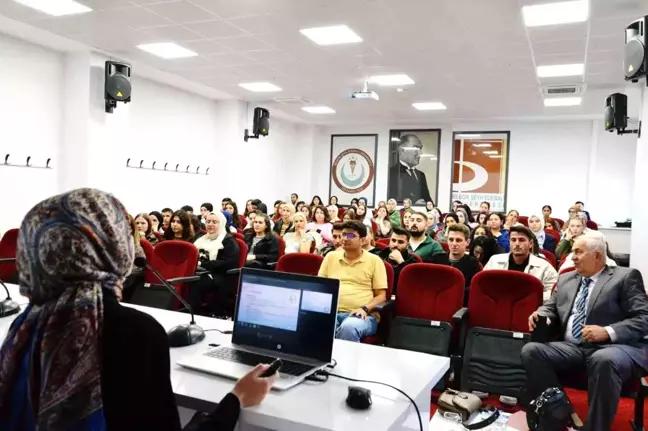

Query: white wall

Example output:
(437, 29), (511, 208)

(630, 87), (648, 276)
(0, 34), (61, 233)
(312, 120), (635, 227)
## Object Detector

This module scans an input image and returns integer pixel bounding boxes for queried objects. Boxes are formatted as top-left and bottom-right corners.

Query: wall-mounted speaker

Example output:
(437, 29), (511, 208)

(605, 93), (628, 132)
(244, 107), (271, 142)
(624, 16), (648, 82)
(105, 61), (132, 113)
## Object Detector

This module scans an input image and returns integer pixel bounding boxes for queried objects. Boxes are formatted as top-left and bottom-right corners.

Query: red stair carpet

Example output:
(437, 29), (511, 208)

(431, 389), (647, 430)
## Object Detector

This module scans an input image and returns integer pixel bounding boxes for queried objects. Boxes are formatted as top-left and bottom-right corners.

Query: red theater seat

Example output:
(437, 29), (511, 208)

(276, 253), (323, 276)
(0, 229), (19, 283)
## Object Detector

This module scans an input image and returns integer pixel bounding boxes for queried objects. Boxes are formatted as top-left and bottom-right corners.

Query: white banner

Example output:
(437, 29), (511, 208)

(452, 192), (506, 212)
(329, 135), (377, 207)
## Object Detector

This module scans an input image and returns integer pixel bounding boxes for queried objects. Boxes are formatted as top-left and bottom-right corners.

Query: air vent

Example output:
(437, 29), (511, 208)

(542, 84), (586, 96)
(273, 97), (311, 105)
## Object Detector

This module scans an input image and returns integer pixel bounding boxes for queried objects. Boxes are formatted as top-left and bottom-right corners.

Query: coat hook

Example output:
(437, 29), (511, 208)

(196, 166), (200, 174)
(175, 164), (179, 172)
(46, 158), (51, 168)
(126, 158), (131, 167)
(139, 160), (144, 168)
(4, 154), (9, 165)
(164, 162), (168, 171)
(152, 161), (156, 170)
(206, 167), (210, 175)
(26, 156), (31, 167)
(186, 165), (190, 173)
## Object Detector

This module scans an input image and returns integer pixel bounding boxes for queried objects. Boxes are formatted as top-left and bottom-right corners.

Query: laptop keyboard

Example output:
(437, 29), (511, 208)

(205, 347), (316, 377)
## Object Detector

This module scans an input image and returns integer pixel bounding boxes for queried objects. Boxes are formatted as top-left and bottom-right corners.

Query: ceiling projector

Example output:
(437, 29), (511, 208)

(351, 81), (379, 100)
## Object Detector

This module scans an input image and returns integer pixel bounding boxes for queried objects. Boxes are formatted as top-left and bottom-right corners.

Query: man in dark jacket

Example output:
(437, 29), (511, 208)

(373, 227), (419, 295)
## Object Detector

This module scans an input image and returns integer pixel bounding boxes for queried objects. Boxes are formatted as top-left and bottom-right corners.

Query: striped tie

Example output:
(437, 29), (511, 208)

(571, 277), (592, 342)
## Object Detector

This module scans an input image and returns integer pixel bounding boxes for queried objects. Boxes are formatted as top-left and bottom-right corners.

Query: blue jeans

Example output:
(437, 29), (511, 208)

(335, 312), (378, 342)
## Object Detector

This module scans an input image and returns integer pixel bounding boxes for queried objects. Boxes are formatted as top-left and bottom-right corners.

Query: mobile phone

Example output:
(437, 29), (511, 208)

(260, 359), (283, 377)
(531, 315), (551, 343)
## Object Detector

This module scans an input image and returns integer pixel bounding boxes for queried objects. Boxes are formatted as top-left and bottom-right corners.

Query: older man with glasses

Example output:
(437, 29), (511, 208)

(318, 220), (388, 342)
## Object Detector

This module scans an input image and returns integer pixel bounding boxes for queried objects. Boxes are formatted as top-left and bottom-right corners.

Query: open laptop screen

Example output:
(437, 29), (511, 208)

(233, 269), (339, 363)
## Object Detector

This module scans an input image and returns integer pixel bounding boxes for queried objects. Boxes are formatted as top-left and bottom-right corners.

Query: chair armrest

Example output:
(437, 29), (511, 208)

(452, 307), (468, 324)
(0, 258), (16, 263)
(373, 299), (395, 313)
(195, 267), (209, 276)
(226, 268), (242, 276)
(167, 276), (200, 284)
(267, 262), (278, 269)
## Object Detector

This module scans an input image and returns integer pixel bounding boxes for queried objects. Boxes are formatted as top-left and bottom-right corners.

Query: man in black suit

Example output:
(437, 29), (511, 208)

(388, 134), (432, 204)
(522, 232), (648, 431)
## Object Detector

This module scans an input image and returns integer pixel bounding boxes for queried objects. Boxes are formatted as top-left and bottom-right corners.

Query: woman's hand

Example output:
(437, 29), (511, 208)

(231, 364), (277, 408)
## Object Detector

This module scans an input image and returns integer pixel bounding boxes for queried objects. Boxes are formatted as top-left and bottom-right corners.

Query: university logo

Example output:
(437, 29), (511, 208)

(332, 148), (374, 194)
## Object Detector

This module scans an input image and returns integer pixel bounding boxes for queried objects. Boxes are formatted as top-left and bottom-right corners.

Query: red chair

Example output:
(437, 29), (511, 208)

(518, 216), (529, 227)
(276, 253), (323, 276)
(140, 238), (154, 262)
(544, 229), (560, 243)
(410, 253), (423, 262)
(362, 261), (395, 345)
(277, 236), (286, 258)
(553, 217), (564, 227)
(145, 240), (199, 308)
(440, 213), (447, 222)
(152, 231), (163, 243)
(373, 242), (387, 250)
(371, 219), (377, 237)
(238, 215), (248, 229)
(232, 231), (244, 240)
(337, 207), (346, 219)
(559, 266), (576, 275)
(440, 242), (449, 252)
(540, 249), (557, 268)
(586, 220), (598, 230)
(0, 229), (19, 283)
(376, 238), (390, 248)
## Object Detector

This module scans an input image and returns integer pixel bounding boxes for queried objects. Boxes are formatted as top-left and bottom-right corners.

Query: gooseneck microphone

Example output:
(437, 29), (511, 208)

(0, 258), (20, 318)
(134, 257), (205, 347)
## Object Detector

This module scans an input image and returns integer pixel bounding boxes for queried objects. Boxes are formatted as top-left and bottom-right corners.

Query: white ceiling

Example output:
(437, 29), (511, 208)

(0, 0), (647, 124)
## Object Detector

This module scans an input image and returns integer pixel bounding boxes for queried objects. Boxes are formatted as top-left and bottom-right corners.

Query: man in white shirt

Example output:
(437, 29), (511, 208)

(522, 232), (648, 431)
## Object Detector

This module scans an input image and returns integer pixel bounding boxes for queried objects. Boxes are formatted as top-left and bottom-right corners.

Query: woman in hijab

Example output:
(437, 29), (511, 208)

(528, 214), (557, 254)
(0, 189), (274, 430)
(190, 211), (240, 316)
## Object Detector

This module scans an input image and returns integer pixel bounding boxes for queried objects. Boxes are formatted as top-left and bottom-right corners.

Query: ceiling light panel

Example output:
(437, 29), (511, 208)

(522, 0), (589, 27)
(544, 97), (582, 106)
(299, 25), (362, 45)
(137, 43), (198, 59)
(537, 63), (584, 78)
(412, 102), (447, 111)
(238, 82), (282, 92)
(13, 0), (92, 16)
(302, 106), (336, 114)
(369, 74), (415, 86)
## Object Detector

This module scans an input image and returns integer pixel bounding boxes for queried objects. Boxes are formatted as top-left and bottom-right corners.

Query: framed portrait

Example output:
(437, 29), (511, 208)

(450, 131), (511, 212)
(328, 134), (378, 207)
(387, 129), (441, 205)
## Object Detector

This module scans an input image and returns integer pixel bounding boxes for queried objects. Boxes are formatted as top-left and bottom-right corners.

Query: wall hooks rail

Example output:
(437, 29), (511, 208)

(2, 154), (52, 169)
(126, 159), (209, 175)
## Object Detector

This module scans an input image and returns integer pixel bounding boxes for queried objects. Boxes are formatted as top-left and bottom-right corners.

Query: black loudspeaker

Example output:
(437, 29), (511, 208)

(624, 16), (648, 82)
(253, 107), (270, 136)
(604, 93), (627, 132)
(105, 61), (132, 113)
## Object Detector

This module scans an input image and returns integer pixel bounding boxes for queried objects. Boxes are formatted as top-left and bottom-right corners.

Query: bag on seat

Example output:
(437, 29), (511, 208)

(437, 389), (500, 429)
(526, 387), (575, 431)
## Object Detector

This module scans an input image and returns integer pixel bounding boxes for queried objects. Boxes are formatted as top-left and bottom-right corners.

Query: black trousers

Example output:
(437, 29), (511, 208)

(521, 341), (638, 431)
(188, 273), (235, 317)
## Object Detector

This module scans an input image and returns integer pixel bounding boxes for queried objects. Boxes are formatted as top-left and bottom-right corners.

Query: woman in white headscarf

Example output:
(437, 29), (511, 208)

(528, 214), (557, 254)
(189, 211), (240, 316)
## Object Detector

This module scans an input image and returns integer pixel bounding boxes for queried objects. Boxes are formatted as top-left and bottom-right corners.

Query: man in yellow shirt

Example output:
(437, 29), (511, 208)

(318, 220), (388, 342)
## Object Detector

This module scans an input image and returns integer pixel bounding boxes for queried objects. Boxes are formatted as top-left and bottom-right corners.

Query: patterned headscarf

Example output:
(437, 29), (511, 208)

(0, 189), (134, 430)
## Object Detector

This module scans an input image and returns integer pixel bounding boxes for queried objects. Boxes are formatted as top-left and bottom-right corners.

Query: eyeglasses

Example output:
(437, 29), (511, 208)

(342, 232), (358, 239)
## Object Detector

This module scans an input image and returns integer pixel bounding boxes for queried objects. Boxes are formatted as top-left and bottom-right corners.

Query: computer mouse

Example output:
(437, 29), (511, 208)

(346, 386), (372, 410)
(167, 324), (205, 347)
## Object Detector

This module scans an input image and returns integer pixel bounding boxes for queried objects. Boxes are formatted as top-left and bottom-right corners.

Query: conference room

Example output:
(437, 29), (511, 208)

(1, 0), (648, 430)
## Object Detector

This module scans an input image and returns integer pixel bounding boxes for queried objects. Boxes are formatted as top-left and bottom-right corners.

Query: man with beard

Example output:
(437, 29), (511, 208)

(484, 225), (558, 302)
(407, 211), (443, 261)
(372, 227), (419, 294)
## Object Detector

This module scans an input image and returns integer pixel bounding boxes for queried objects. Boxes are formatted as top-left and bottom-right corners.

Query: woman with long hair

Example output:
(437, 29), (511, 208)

(134, 212), (160, 245)
(273, 203), (295, 237)
(149, 211), (163, 232)
(328, 196), (338, 206)
(244, 199), (254, 218)
(283, 213), (315, 254)
(355, 205), (372, 229)
(470, 235), (500, 266)
(271, 200), (284, 222)
(488, 212), (510, 252)
(504, 209), (522, 230)
(310, 195), (323, 210)
(476, 211), (489, 226)
(555, 215), (586, 260)
(224, 201), (242, 230)
(0, 189), (274, 431)
(342, 208), (356, 222)
(162, 210), (194, 242)
(306, 205), (333, 245)
(373, 206), (393, 239)
(300, 204), (313, 222)
(425, 201), (436, 212)
(244, 213), (280, 269)
(436, 212), (459, 243)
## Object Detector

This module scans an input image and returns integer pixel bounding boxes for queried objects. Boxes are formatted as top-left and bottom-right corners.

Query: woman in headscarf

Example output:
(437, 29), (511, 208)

(528, 214), (557, 254)
(190, 211), (240, 316)
(0, 189), (274, 430)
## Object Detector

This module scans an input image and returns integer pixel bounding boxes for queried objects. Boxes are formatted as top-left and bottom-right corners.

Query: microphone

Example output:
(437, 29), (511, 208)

(134, 257), (205, 347)
(0, 258), (20, 318)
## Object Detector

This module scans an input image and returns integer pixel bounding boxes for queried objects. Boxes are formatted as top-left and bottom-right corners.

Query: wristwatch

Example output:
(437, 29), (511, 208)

(361, 305), (369, 314)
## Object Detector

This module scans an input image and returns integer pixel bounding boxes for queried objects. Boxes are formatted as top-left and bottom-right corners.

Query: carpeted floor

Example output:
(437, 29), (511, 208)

(431, 389), (647, 430)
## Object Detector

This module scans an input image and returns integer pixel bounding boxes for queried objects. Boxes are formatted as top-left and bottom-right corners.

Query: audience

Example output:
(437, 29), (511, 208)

(318, 221), (388, 342)
(436, 212), (458, 243)
(451, 200), (462, 212)
(271, 200), (284, 222)
(556, 215), (586, 261)
(488, 212), (510, 252)
(426, 210), (441, 237)
(221, 197), (232, 210)
(244, 199), (254, 218)
(402, 208), (414, 230)
(273, 203), (295, 237)
(299, 204), (312, 222)
(310, 195), (323, 210)
(329, 196), (338, 206)
(479, 201), (490, 212)
(317, 223), (344, 257)
(425, 200), (436, 212)
(523, 232), (647, 431)
(224, 201), (243, 230)
(484, 226), (558, 301)
(542, 204), (552, 220)
(386, 199), (401, 227)
(431, 224), (481, 305)
(407, 212), (443, 261)
(575, 200), (591, 222)
(372, 227), (419, 294)
(191, 215), (205, 241)
(503, 209), (522, 230)
(190, 211), (240, 316)
(470, 235), (500, 266)
(244, 213), (279, 269)
(355, 205), (372, 229)
(545, 217), (561, 232)
(528, 214), (557, 254)
(373, 207), (393, 239)
(342, 208), (356, 222)
(283, 213), (315, 254)
(296, 201), (306, 212)
(563, 205), (580, 232)
(161, 207), (173, 231)
(181, 205), (194, 216)
(459, 204), (478, 229)
(307, 205), (334, 245)
(476, 211), (488, 226)
(134, 212), (159, 246)
(162, 210), (194, 242)
(290, 193), (298, 206)
(559, 231), (618, 272)
(327, 204), (340, 222)
(200, 202), (214, 223)
(149, 211), (163, 232)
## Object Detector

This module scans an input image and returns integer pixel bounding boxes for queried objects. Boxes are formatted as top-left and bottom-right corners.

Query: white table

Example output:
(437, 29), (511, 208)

(598, 227), (631, 255)
(0, 284), (449, 431)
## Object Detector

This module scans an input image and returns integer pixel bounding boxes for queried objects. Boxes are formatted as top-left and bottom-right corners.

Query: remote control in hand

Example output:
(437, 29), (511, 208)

(260, 359), (283, 377)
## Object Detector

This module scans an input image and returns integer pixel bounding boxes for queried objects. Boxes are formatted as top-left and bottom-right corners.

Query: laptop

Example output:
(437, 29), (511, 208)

(177, 268), (340, 390)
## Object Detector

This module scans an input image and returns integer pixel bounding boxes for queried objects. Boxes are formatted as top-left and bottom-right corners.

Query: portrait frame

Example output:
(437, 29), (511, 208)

(328, 134), (379, 207)
(450, 130), (512, 212)
(387, 128), (442, 205)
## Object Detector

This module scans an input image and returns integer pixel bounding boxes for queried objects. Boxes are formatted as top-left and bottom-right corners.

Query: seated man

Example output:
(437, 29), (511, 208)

(484, 225), (558, 301)
(430, 224), (481, 306)
(318, 223), (343, 257)
(372, 227), (419, 295)
(408, 211), (443, 261)
(522, 232), (648, 431)
(318, 221), (388, 342)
